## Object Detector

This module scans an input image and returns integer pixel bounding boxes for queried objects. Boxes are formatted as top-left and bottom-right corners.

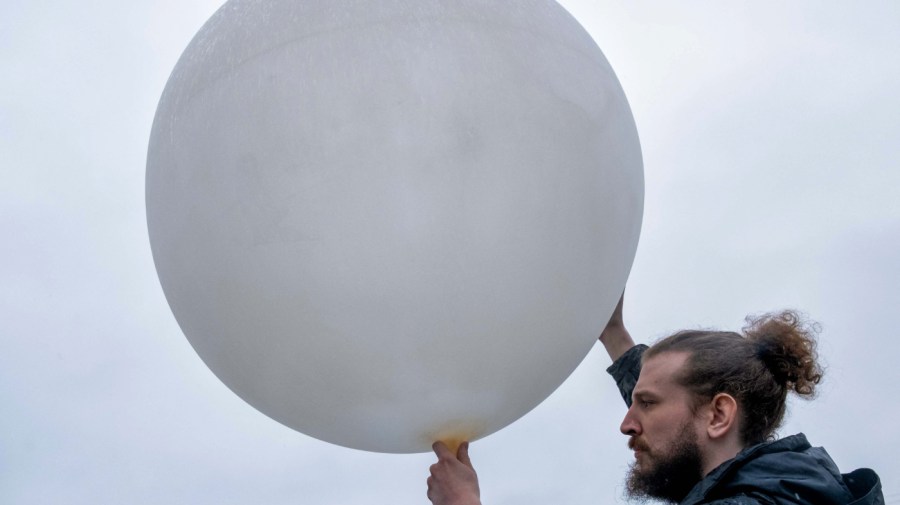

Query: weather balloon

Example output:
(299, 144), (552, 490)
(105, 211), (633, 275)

(147, 0), (643, 453)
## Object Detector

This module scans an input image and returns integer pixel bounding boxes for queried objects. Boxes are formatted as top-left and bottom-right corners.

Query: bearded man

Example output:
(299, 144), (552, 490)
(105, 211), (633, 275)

(426, 297), (884, 504)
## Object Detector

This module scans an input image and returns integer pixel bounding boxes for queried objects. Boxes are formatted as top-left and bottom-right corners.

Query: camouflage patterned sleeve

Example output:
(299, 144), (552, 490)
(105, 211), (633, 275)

(605, 344), (648, 408)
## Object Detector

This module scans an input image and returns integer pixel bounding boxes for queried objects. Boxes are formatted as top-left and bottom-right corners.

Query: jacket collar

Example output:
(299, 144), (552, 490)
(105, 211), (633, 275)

(679, 433), (812, 505)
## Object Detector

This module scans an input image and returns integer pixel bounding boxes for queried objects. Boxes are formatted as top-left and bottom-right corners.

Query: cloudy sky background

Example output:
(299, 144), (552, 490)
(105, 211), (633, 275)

(2, 1), (898, 503)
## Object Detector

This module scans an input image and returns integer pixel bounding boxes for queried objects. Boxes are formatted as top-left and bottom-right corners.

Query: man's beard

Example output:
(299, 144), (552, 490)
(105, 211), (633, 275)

(625, 421), (704, 504)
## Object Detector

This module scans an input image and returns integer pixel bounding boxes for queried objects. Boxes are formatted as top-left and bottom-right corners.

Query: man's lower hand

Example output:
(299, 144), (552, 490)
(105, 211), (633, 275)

(427, 441), (482, 505)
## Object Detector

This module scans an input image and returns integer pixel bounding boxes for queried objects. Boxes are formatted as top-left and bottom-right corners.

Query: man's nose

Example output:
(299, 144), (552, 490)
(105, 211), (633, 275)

(620, 406), (640, 436)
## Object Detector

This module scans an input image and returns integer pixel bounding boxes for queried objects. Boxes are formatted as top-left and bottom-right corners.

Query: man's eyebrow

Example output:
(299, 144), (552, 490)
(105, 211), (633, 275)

(632, 390), (663, 402)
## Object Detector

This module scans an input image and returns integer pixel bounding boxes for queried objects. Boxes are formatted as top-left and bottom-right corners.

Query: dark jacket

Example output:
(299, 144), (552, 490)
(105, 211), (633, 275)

(607, 345), (884, 505)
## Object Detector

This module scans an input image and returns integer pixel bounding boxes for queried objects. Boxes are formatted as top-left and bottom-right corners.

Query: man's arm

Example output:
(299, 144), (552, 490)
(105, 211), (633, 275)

(599, 294), (646, 407)
(598, 294), (635, 361)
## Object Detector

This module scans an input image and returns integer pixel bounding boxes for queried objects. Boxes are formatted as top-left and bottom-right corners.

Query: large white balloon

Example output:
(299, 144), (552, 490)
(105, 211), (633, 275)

(147, 0), (642, 453)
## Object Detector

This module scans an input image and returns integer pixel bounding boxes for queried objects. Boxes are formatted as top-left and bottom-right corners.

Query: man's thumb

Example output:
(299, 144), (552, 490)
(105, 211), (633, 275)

(457, 441), (472, 468)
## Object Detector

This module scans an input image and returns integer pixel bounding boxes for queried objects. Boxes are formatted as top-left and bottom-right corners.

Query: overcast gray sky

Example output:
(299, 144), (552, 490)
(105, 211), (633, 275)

(2, 1), (898, 504)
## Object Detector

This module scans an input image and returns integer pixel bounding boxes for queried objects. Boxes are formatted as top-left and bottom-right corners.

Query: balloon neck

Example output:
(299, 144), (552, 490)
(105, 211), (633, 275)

(442, 438), (463, 455)
(428, 422), (482, 454)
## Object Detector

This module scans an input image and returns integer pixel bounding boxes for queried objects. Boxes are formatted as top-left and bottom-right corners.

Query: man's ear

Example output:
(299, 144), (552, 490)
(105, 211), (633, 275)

(706, 393), (739, 440)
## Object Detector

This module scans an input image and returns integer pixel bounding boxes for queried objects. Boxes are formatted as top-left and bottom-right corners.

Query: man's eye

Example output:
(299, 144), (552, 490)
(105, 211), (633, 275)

(640, 400), (654, 408)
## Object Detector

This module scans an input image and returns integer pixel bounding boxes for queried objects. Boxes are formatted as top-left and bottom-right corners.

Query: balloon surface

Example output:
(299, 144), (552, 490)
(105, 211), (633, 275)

(147, 0), (643, 453)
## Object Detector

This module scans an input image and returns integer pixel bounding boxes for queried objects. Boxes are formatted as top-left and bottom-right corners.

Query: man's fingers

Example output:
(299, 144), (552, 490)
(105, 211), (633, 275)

(432, 441), (454, 460)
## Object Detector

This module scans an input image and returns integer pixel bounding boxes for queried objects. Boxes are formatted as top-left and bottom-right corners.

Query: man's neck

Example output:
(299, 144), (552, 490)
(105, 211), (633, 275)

(701, 441), (745, 476)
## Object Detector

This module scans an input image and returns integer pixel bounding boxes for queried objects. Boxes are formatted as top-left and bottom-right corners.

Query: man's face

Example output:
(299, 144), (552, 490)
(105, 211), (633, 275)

(621, 352), (706, 503)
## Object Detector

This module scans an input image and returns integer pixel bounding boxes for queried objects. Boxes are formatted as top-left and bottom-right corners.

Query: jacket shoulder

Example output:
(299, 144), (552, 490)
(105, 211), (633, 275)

(843, 468), (884, 505)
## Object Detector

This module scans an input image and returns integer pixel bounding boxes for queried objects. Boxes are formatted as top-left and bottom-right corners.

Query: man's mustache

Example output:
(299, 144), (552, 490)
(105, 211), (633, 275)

(628, 437), (649, 452)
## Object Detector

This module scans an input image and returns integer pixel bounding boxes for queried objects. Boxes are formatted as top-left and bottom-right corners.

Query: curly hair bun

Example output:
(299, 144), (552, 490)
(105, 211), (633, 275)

(743, 310), (823, 397)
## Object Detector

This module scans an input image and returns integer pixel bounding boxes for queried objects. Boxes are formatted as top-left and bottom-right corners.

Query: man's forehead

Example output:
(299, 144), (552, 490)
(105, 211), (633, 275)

(634, 351), (691, 395)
